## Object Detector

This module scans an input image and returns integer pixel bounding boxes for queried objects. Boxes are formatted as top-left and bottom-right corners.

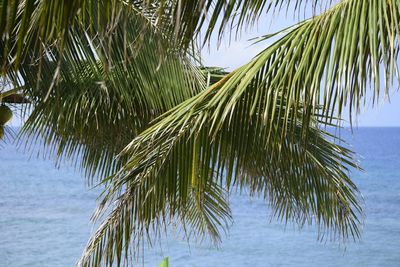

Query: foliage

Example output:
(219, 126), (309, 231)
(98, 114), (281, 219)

(1, 0), (205, 181)
(1, 0), (399, 266)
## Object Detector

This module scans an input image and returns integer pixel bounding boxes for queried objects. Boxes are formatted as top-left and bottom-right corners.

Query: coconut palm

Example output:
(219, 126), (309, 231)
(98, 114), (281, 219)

(0, 0), (399, 266)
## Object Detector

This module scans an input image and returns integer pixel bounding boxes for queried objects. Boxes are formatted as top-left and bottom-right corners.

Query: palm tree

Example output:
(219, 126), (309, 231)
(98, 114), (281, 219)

(1, 0), (399, 266)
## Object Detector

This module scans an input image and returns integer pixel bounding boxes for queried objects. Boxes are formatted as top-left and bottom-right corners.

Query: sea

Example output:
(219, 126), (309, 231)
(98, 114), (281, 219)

(0, 127), (399, 267)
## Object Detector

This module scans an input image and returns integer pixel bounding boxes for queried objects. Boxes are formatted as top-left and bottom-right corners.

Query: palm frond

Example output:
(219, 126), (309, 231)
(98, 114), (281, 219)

(11, 4), (205, 182)
(196, 0), (400, 136)
(0, 0), (340, 70)
(78, 62), (363, 267)
(76, 0), (400, 264)
(3, 1), (399, 266)
(149, 0), (337, 46)
(0, 1), (178, 69)
(247, 0), (400, 125)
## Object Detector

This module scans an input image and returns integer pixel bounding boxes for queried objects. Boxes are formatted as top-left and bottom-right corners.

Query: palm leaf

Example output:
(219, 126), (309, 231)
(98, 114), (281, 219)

(77, 0), (400, 265)
(77, 64), (362, 267)
(2, 0), (399, 266)
(0, 0), (342, 71)
(11, 4), (205, 182)
(0, 1), (179, 69)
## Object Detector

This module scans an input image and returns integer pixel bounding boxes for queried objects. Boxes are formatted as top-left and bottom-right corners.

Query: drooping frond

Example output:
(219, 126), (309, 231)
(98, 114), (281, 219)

(2, 0), (398, 266)
(205, 0), (400, 135)
(78, 82), (362, 266)
(0, 0), (340, 70)
(11, 4), (205, 182)
(246, 0), (400, 125)
(78, 57), (363, 267)
(0, 0), (183, 69)
(77, 0), (400, 264)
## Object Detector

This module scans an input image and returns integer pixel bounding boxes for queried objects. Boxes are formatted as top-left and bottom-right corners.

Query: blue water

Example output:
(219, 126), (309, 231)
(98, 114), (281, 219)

(1, 128), (399, 266)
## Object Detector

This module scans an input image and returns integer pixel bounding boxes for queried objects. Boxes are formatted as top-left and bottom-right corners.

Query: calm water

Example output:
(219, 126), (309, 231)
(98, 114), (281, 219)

(0, 128), (399, 266)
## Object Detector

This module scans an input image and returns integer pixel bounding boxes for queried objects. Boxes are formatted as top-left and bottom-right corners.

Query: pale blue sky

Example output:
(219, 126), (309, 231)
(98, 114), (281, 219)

(201, 8), (400, 127)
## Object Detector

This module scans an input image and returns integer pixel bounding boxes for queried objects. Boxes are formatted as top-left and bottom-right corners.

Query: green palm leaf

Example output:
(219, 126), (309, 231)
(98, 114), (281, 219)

(0, 0), (343, 70)
(78, 0), (400, 265)
(0, 0), (185, 69)
(78, 62), (362, 267)
(2, 1), (399, 266)
(10, 3), (205, 182)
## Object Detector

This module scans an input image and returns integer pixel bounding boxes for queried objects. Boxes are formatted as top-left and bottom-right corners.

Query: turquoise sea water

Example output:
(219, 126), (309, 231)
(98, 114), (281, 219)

(0, 128), (399, 266)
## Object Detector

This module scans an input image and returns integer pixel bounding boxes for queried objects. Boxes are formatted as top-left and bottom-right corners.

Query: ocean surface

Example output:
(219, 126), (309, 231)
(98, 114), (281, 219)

(0, 127), (399, 267)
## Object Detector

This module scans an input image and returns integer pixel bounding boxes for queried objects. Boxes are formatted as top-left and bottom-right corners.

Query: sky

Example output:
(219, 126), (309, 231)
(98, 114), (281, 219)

(201, 7), (400, 127)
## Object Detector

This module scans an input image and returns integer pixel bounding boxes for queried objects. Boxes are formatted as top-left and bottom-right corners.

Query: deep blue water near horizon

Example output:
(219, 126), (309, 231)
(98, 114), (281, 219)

(0, 127), (399, 266)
